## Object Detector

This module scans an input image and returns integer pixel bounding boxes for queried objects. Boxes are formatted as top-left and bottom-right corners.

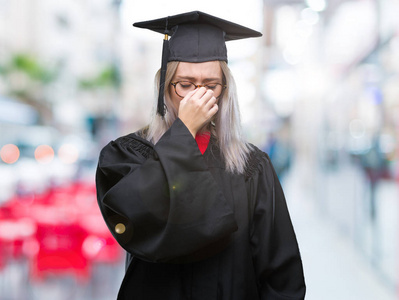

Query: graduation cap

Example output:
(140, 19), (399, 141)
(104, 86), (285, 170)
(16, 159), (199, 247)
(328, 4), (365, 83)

(133, 11), (262, 116)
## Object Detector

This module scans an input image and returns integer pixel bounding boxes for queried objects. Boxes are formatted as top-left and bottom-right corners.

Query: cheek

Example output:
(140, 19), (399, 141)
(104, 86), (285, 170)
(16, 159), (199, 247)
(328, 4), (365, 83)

(169, 88), (182, 110)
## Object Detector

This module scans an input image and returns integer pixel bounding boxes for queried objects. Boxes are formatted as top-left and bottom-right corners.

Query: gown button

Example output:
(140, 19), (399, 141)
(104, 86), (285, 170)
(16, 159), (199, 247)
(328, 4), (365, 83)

(115, 223), (126, 234)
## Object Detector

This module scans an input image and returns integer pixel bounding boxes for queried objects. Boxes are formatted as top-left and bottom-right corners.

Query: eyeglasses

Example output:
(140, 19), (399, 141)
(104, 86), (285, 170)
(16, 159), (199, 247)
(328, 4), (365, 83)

(170, 81), (227, 99)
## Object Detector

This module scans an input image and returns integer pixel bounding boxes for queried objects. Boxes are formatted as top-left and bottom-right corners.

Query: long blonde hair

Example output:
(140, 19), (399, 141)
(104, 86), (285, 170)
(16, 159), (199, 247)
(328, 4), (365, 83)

(144, 61), (252, 174)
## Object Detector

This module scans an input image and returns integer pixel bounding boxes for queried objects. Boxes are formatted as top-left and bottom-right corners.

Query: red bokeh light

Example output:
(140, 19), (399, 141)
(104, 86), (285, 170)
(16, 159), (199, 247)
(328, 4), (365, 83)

(34, 145), (55, 164)
(0, 144), (20, 164)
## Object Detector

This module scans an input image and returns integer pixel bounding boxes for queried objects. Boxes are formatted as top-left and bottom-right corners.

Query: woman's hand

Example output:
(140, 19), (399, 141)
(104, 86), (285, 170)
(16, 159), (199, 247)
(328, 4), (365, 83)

(178, 87), (218, 138)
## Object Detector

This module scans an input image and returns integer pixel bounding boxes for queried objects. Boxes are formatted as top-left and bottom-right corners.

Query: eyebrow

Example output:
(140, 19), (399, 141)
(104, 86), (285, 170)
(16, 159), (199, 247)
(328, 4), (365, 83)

(175, 76), (222, 83)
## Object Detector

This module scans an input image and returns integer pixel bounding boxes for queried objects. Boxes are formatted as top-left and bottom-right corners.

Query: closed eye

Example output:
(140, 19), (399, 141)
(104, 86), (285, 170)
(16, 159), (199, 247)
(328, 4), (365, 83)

(179, 82), (194, 89)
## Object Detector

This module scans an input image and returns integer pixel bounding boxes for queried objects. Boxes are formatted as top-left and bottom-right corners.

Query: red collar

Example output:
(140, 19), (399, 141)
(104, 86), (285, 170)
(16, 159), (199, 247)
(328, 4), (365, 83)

(195, 132), (211, 154)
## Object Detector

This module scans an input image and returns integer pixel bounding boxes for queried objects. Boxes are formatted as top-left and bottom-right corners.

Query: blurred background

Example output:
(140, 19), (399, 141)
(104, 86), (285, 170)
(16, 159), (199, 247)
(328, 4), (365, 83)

(0, 0), (398, 299)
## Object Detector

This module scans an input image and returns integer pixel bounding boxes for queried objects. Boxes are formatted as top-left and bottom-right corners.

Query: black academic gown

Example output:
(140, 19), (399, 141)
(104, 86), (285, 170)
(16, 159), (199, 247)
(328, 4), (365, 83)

(96, 118), (306, 300)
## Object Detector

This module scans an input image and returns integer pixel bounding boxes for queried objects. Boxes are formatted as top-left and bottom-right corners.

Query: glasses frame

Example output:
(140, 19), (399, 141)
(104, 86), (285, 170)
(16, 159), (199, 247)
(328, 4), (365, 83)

(170, 81), (227, 99)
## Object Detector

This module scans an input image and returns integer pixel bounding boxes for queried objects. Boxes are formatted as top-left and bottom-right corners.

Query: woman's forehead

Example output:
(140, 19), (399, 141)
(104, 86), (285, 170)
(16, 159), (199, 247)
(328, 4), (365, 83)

(174, 61), (222, 79)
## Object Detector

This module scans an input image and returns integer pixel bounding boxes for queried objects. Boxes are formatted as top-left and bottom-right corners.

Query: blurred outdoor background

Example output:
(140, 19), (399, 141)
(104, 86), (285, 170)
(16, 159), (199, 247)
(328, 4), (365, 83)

(0, 0), (398, 299)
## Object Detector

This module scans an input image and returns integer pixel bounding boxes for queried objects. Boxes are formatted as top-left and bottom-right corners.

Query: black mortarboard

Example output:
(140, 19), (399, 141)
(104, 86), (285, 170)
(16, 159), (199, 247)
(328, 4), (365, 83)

(133, 11), (262, 116)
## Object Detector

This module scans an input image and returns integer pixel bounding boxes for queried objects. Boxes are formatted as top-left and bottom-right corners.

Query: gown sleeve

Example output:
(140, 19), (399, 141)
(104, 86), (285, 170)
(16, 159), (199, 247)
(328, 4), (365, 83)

(96, 118), (238, 263)
(247, 150), (306, 299)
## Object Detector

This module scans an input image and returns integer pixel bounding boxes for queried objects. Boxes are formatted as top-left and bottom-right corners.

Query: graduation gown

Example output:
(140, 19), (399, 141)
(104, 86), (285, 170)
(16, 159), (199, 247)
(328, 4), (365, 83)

(96, 118), (306, 299)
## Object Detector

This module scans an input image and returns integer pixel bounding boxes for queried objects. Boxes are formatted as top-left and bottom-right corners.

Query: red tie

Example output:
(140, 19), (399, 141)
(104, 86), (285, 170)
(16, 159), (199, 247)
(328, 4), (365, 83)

(195, 132), (211, 154)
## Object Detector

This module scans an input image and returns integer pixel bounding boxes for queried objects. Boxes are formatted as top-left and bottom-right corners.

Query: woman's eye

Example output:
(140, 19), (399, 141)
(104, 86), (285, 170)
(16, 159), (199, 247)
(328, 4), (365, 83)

(206, 85), (217, 90)
(179, 83), (192, 89)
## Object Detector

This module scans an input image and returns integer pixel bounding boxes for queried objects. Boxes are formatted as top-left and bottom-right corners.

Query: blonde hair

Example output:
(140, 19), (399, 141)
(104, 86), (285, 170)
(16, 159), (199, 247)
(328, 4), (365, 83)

(144, 61), (252, 174)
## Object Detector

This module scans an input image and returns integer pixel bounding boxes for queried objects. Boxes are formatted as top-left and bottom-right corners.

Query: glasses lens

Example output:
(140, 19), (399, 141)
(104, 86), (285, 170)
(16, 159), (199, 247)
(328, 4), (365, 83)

(175, 82), (196, 97)
(205, 83), (223, 98)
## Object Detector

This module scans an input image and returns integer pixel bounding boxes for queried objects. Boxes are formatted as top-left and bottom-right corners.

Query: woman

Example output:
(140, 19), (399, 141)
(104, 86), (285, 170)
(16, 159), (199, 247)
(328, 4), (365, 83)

(96, 11), (306, 299)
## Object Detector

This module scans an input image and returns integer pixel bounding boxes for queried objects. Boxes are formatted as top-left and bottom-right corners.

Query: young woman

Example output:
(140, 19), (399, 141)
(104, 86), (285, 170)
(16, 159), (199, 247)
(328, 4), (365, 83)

(96, 11), (306, 300)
